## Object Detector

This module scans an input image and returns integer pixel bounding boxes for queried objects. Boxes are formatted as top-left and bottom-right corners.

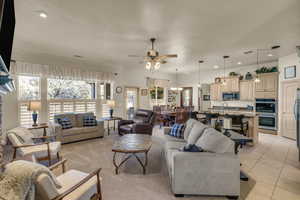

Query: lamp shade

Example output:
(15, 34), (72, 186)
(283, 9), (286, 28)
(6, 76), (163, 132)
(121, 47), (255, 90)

(28, 101), (41, 111)
(223, 118), (232, 129)
(107, 100), (115, 108)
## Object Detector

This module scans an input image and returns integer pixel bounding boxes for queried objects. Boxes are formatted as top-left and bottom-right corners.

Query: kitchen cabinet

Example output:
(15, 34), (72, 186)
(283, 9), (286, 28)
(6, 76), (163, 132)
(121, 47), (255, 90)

(221, 77), (240, 92)
(240, 80), (254, 101)
(210, 83), (222, 101)
(255, 72), (278, 92)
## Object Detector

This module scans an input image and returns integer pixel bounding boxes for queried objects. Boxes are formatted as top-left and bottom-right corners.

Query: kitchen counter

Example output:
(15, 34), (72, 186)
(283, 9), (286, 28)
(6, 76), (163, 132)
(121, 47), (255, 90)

(198, 109), (259, 145)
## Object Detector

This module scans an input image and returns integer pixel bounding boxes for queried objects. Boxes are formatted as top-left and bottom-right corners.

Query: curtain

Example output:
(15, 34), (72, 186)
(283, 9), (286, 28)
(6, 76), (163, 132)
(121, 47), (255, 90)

(10, 61), (115, 82)
(146, 77), (170, 88)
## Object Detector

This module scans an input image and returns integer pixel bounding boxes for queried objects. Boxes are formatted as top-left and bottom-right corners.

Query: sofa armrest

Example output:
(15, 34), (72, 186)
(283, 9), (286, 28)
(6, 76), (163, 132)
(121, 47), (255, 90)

(49, 122), (62, 142)
(170, 151), (240, 195)
(118, 120), (134, 126)
(163, 127), (172, 135)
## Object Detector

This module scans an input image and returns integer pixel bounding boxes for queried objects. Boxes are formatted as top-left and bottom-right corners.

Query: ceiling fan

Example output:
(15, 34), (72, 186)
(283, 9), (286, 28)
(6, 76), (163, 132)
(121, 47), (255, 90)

(129, 38), (178, 71)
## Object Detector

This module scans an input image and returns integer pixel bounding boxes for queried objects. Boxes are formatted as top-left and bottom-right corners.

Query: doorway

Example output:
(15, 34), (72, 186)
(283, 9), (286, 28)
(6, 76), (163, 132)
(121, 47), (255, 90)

(181, 87), (193, 107)
(280, 80), (300, 140)
(125, 87), (139, 118)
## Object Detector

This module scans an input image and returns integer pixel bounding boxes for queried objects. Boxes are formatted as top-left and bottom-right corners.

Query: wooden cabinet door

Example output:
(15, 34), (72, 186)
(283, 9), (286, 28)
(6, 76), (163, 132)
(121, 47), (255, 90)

(230, 77), (240, 92)
(255, 76), (265, 92)
(281, 80), (300, 139)
(264, 74), (277, 92)
(240, 81), (254, 101)
(210, 83), (221, 101)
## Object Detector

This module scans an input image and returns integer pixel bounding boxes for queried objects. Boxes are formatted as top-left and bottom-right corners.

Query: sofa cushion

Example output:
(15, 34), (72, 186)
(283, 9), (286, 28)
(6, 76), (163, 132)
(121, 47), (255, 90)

(62, 127), (99, 136)
(55, 113), (77, 127)
(195, 128), (235, 153)
(169, 123), (185, 138)
(59, 118), (73, 129)
(76, 112), (95, 127)
(183, 119), (198, 140)
(57, 170), (98, 200)
(19, 141), (61, 158)
(187, 122), (208, 145)
(7, 127), (34, 145)
(163, 134), (186, 143)
(83, 115), (97, 127)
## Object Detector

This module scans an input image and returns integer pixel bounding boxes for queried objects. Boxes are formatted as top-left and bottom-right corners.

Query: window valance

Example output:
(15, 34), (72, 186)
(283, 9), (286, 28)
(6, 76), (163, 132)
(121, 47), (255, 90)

(10, 61), (115, 82)
(146, 77), (170, 88)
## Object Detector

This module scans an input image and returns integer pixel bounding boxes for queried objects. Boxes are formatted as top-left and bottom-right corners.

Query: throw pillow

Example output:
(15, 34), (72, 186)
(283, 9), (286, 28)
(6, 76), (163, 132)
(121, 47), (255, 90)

(182, 144), (204, 152)
(169, 123), (185, 138)
(195, 128), (235, 153)
(59, 117), (73, 129)
(186, 122), (208, 145)
(83, 115), (97, 127)
(183, 119), (198, 140)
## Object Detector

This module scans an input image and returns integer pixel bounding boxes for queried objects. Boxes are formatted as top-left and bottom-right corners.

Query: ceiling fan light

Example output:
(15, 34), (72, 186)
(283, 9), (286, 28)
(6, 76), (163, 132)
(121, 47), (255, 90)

(154, 62), (160, 70)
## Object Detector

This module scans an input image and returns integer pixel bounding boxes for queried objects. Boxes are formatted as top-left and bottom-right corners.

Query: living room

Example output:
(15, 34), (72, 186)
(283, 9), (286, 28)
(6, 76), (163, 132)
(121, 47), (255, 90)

(1, 0), (300, 200)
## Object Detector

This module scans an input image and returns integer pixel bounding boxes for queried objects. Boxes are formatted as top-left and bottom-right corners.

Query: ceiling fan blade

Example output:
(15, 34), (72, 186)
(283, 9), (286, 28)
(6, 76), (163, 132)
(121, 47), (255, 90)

(160, 60), (167, 64)
(128, 55), (143, 57)
(165, 54), (178, 58)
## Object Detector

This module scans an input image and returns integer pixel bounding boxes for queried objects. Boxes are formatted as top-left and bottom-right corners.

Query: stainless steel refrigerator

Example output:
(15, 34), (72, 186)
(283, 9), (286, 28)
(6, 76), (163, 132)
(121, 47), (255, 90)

(295, 88), (300, 161)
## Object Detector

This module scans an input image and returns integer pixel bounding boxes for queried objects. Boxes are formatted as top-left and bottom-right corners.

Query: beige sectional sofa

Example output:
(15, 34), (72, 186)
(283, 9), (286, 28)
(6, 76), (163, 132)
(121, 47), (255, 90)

(52, 112), (104, 144)
(163, 119), (240, 199)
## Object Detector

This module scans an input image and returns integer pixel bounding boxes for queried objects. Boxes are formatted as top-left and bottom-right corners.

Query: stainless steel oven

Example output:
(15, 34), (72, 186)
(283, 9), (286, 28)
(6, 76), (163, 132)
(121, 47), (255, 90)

(258, 113), (277, 130)
(255, 99), (277, 113)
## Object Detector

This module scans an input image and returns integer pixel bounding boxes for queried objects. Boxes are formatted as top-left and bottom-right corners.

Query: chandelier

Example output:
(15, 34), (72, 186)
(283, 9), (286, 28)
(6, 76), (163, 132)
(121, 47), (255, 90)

(146, 61), (160, 72)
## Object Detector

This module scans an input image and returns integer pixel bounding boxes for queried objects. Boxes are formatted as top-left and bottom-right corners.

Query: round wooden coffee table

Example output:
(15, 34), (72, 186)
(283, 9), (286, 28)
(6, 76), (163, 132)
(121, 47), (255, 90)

(112, 134), (152, 175)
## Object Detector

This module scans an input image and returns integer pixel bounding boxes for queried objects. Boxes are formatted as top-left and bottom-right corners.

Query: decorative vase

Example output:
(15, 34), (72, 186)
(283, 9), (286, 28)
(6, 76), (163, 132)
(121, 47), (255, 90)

(32, 112), (38, 126)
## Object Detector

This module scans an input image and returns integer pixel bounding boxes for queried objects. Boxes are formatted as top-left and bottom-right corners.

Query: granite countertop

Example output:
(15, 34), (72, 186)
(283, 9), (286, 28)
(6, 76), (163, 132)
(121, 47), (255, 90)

(200, 108), (257, 117)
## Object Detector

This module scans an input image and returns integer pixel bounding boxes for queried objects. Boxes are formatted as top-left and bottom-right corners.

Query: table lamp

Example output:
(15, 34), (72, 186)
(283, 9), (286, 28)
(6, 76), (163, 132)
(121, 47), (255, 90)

(107, 100), (115, 118)
(28, 101), (41, 126)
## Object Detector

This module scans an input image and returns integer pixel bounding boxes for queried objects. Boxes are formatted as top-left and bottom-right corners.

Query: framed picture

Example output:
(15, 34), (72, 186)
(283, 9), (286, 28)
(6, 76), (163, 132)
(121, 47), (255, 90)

(141, 89), (148, 96)
(115, 86), (123, 94)
(284, 66), (296, 79)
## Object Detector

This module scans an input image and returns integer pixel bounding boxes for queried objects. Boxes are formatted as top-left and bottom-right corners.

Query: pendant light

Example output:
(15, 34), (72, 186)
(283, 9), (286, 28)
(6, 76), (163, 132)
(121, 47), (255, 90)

(198, 60), (204, 87)
(170, 68), (183, 91)
(222, 56), (230, 85)
(254, 49), (261, 83)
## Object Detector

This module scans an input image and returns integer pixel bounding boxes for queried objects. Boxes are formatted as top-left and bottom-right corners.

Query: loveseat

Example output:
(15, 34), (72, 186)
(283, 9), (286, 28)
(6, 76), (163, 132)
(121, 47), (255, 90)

(162, 119), (240, 199)
(53, 112), (104, 144)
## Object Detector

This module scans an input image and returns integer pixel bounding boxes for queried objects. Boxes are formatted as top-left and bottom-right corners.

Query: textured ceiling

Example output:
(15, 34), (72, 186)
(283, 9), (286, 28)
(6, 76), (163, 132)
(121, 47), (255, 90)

(12, 0), (300, 74)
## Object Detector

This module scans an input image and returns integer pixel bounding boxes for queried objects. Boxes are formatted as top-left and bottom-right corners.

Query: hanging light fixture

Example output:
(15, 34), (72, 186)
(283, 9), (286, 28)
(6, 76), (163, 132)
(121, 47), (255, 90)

(146, 61), (161, 72)
(198, 60), (204, 87)
(170, 68), (183, 91)
(222, 56), (230, 85)
(254, 49), (261, 83)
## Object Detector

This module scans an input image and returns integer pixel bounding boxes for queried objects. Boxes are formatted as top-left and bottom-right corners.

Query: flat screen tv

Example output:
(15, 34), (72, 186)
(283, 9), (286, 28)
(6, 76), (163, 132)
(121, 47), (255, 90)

(0, 0), (15, 71)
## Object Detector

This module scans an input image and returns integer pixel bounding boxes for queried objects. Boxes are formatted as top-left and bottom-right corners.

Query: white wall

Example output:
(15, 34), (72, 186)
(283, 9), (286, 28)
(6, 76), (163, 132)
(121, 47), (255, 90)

(177, 62), (278, 110)
(278, 53), (300, 135)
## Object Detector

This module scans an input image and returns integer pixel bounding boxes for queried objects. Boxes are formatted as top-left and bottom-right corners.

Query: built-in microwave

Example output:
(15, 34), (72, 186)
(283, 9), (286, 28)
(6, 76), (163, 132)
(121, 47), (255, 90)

(222, 93), (240, 101)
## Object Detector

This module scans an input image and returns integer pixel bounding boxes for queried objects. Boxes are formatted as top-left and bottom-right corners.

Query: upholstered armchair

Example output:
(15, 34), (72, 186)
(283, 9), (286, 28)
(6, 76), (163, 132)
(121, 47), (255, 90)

(36, 159), (102, 200)
(7, 127), (61, 165)
(118, 109), (155, 135)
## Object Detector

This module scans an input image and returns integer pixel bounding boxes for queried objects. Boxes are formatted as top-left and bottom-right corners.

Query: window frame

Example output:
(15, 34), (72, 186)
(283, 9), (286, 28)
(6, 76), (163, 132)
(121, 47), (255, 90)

(18, 75), (41, 101)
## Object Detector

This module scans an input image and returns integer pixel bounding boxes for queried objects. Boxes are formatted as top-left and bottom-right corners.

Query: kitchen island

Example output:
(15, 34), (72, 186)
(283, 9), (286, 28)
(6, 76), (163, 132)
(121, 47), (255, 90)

(198, 109), (259, 145)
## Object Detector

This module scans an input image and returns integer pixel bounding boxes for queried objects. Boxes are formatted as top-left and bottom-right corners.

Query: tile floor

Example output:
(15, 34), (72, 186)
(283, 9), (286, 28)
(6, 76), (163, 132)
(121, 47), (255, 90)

(239, 133), (300, 200)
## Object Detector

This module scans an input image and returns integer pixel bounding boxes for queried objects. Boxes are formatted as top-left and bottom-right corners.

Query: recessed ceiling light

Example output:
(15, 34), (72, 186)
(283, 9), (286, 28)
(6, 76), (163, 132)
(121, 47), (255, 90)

(74, 55), (83, 58)
(237, 62), (242, 65)
(268, 54), (273, 57)
(39, 12), (48, 19)
(213, 65), (219, 69)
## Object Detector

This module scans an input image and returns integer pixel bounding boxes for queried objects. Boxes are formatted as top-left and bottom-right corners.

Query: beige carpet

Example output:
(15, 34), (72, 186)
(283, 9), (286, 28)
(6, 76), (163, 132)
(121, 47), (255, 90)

(59, 127), (255, 200)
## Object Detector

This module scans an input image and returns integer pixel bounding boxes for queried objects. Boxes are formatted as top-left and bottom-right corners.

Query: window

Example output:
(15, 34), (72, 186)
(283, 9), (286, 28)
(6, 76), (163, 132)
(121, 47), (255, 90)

(18, 76), (40, 100)
(47, 79), (96, 99)
(150, 87), (164, 100)
(100, 83), (105, 100)
(18, 76), (41, 126)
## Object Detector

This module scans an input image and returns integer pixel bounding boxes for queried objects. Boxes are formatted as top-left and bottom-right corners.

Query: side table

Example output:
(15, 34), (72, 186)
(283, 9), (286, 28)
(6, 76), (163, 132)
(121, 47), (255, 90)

(24, 123), (49, 137)
(99, 117), (122, 135)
